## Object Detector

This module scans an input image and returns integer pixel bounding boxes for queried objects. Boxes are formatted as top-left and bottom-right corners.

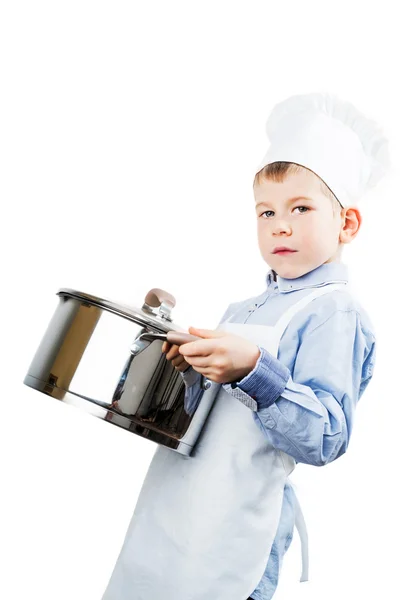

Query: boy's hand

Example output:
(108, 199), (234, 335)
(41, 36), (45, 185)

(177, 326), (261, 384)
(162, 340), (192, 373)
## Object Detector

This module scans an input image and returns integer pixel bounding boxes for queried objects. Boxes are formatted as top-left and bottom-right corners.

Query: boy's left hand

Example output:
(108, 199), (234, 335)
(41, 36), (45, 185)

(178, 326), (261, 384)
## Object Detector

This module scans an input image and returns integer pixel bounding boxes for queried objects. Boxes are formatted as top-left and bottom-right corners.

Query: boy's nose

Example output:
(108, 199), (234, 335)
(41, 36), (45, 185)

(272, 221), (292, 234)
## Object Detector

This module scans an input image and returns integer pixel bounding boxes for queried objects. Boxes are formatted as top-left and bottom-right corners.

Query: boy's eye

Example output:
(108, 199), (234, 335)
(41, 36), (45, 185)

(260, 206), (309, 218)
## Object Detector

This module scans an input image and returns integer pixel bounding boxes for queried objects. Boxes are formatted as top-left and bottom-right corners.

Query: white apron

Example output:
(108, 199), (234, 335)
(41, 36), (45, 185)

(102, 283), (347, 600)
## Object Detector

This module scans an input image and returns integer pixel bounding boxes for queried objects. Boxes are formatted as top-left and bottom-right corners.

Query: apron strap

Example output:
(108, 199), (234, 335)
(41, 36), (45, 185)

(292, 487), (309, 583)
(273, 282), (349, 343)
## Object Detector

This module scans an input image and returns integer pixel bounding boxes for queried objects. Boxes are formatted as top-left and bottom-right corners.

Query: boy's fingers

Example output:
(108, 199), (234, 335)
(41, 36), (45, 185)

(161, 342), (191, 373)
(172, 356), (191, 372)
(167, 346), (181, 360)
(162, 341), (171, 353)
(176, 361), (191, 372)
(171, 355), (186, 368)
(162, 344), (190, 372)
(163, 343), (181, 361)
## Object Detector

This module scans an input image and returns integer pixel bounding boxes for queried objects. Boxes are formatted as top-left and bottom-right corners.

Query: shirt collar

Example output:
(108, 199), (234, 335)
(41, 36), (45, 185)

(266, 262), (349, 293)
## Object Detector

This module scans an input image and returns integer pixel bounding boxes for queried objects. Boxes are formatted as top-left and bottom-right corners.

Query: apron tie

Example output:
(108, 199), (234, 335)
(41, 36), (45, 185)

(292, 488), (309, 582)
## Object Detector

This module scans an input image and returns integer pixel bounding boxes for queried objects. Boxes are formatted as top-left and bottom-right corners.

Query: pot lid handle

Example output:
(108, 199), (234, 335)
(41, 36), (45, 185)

(142, 288), (176, 321)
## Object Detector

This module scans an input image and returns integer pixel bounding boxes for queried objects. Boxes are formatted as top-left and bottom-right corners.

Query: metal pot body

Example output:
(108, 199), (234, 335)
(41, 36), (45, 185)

(23, 288), (219, 455)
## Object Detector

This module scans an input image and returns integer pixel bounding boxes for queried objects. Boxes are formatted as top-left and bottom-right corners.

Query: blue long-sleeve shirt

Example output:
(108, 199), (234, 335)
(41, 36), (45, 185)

(180, 261), (376, 600)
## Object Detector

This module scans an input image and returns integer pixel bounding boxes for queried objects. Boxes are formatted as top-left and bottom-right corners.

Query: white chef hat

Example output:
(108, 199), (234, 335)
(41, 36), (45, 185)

(255, 92), (390, 208)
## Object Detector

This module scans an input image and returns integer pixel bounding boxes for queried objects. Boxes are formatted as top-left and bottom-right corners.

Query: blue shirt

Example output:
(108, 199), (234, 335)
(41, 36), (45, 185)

(180, 261), (376, 600)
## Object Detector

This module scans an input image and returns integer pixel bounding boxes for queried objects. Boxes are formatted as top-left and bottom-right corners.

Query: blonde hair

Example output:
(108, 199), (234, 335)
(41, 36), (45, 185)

(253, 161), (343, 215)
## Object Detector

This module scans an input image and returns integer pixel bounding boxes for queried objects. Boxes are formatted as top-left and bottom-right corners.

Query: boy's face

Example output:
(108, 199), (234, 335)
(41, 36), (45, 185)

(254, 169), (345, 279)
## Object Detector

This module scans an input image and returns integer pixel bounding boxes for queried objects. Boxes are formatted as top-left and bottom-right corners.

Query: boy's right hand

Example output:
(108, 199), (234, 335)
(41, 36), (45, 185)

(162, 341), (192, 373)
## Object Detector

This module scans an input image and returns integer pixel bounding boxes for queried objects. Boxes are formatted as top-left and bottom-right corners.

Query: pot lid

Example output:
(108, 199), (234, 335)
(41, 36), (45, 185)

(57, 287), (182, 333)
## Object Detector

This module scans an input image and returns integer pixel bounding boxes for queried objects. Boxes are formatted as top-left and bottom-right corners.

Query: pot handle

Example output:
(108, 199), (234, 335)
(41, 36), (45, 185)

(142, 288), (176, 320)
(166, 331), (200, 345)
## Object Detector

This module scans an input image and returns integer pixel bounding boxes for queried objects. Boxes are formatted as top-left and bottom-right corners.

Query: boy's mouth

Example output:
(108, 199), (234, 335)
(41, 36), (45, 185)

(272, 246), (297, 255)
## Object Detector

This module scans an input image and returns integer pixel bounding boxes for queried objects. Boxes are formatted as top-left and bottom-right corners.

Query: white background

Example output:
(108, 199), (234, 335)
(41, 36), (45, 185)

(1, 1), (399, 599)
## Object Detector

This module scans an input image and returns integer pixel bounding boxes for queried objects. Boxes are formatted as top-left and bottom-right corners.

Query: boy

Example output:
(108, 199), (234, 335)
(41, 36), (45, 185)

(101, 93), (389, 600)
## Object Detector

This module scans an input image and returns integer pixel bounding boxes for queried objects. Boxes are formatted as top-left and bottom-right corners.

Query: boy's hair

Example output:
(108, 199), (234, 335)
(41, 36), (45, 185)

(253, 161), (342, 215)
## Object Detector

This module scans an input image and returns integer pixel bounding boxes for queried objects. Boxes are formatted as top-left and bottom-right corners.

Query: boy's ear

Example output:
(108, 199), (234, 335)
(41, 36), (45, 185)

(339, 207), (362, 244)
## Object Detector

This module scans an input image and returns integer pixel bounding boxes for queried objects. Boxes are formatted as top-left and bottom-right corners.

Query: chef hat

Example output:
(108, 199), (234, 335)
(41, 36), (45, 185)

(255, 92), (390, 208)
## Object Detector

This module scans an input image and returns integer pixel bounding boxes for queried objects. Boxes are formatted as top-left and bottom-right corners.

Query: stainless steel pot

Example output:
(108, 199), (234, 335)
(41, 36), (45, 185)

(23, 287), (220, 456)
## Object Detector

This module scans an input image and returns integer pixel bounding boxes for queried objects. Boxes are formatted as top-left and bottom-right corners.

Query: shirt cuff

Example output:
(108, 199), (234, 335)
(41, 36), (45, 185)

(222, 383), (259, 411)
(223, 346), (291, 410)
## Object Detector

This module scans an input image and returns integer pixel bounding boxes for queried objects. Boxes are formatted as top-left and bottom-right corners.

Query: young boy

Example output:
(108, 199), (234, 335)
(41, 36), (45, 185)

(101, 93), (389, 600)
